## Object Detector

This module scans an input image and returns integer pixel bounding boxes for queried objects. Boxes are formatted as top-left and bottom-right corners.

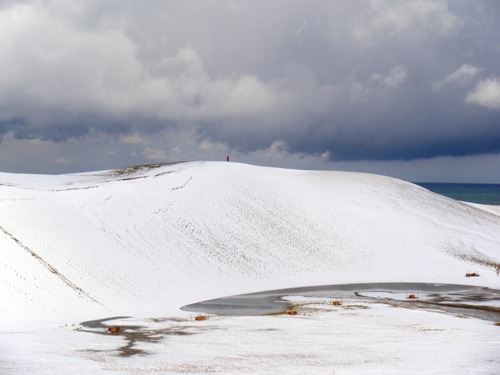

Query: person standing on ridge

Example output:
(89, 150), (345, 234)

(226, 155), (229, 162)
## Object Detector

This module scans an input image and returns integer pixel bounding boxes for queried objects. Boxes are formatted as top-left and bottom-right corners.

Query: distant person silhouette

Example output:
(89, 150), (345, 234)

(226, 155), (229, 162)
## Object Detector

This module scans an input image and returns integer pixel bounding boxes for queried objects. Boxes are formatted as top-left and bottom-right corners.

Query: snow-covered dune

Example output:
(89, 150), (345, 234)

(1, 161), (499, 322)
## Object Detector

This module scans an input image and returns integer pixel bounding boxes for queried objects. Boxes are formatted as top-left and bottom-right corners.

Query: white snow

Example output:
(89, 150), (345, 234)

(1, 161), (500, 373)
(465, 201), (500, 217)
(1, 300), (499, 374)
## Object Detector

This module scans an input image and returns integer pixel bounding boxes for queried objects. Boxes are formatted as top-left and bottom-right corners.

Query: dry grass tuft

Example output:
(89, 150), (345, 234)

(465, 272), (480, 277)
(195, 315), (208, 321)
(107, 326), (122, 334)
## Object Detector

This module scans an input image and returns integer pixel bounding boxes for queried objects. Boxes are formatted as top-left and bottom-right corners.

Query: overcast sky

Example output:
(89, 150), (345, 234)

(0, 0), (499, 181)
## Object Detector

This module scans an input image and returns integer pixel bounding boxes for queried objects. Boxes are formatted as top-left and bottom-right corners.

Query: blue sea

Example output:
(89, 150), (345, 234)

(415, 183), (500, 205)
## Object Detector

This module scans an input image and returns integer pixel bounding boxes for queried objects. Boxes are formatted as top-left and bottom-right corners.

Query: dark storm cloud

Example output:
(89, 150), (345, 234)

(0, 0), (499, 164)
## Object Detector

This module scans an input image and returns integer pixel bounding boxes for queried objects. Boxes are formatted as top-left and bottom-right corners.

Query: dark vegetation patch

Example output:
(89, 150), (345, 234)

(110, 162), (184, 177)
(449, 249), (500, 275)
(79, 317), (195, 357)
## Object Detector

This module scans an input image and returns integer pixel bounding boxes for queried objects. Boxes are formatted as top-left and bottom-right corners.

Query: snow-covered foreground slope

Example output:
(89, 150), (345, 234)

(2, 300), (500, 375)
(1, 161), (499, 323)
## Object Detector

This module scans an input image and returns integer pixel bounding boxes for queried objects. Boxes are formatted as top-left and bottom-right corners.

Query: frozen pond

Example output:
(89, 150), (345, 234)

(182, 282), (500, 321)
(5, 282), (495, 375)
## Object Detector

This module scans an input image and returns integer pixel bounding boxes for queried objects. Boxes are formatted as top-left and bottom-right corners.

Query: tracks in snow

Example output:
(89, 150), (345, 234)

(0, 224), (105, 307)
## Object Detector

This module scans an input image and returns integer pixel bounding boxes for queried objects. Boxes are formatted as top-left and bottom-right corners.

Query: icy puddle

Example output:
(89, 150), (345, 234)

(182, 282), (500, 322)
(3, 283), (500, 374)
(64, 288), (499, 374)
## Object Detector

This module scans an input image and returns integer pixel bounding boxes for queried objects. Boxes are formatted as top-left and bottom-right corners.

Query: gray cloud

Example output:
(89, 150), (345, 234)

(466, 78), (500, 109)
(0, 0), (499, 179)
(433, 64), (481, 90)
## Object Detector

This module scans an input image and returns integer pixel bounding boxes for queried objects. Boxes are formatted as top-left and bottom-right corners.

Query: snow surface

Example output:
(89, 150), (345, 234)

(1, 161), (500, 373)
(465, 202), (500, 217)
(1, 300), (499, 374)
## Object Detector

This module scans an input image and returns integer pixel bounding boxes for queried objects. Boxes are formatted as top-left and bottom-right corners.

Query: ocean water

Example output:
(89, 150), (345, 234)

(415, 183), (500, 205)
